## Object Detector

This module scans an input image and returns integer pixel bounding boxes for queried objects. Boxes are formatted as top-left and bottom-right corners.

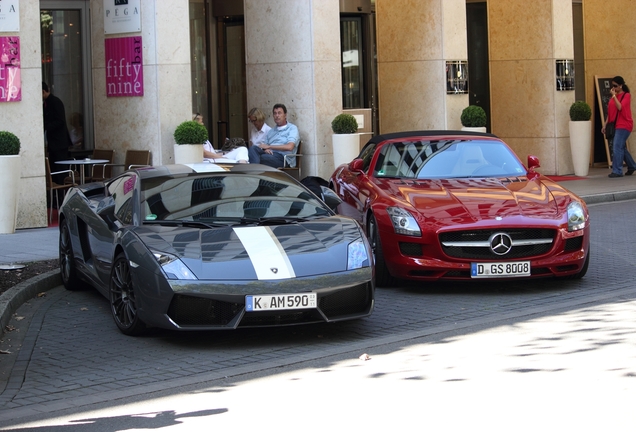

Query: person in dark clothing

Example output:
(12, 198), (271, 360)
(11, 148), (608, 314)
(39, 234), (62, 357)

(42, 82), (72, 184)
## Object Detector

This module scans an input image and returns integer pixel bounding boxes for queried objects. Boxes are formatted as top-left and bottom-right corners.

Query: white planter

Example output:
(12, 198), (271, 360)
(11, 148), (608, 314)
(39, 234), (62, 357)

(569, 120), (592, 177)
(332, 133), (360, 168)
(0, 155), (21, 234)
(174, 144), (204, 164)
(461, 126), (487, 133)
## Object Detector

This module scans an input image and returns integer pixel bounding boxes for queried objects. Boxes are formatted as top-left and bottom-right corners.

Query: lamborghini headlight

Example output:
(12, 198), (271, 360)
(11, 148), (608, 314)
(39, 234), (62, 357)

(151, 250), (197, 280)
(347, 239), (370, 270)
(567, 202), (586, 232)
(387, 207), (421, 236)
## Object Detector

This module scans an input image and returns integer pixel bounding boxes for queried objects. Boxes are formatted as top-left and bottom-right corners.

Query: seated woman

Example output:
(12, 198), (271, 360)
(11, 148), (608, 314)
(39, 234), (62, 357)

(69, 112), (84, 149)
(248, 107), (271, 147)
(193, 113), (248, 163)
(204, 137), (249, 163)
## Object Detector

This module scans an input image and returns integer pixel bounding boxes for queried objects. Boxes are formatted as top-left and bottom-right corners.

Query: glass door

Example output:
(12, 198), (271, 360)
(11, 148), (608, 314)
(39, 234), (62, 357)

(225, 23), (246, 140)
(40, 1), (93, 153)
(466, 2), (491, 132)
(217, 18), (247, 144)
(189, 0), (211, 140)
(340, 17), (364, 109)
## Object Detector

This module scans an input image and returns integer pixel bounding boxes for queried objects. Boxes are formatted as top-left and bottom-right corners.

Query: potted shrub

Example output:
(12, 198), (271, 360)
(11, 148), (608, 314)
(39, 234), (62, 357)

(173, 120), (208, 164)
(568, 101), (592, 176)
(331, 113), (359, 168)
(0, 131), (21, 233)
(460, 105), (487, 133)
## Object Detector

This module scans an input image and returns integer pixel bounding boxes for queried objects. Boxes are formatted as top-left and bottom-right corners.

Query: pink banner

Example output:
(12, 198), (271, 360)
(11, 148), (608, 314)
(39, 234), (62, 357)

(0, 36), (21, 102)
(105, 36), (143, 97)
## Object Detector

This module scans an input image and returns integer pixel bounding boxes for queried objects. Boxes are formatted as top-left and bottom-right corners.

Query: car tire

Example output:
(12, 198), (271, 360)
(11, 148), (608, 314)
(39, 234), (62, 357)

(59, 219), (82, 291)
(110, 252), (146, 336)
(369, 214), (395, 287)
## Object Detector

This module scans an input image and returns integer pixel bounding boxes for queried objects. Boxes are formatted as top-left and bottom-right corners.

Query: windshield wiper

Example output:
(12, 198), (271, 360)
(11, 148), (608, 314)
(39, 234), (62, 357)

(234, 216), (309, 226)
(143, 220), (226, 229)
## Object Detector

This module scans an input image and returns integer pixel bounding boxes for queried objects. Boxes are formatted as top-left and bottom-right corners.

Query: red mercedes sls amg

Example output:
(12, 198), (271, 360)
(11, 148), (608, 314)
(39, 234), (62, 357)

(329, 130), (590, 286)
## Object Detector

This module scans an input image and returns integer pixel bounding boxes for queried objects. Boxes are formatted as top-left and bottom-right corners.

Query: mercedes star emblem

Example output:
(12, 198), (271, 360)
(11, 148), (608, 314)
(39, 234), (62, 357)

(489, 233), (513, 255)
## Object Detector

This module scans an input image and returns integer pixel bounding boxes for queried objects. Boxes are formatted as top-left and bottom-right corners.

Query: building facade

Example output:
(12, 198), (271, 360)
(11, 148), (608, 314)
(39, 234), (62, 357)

(0, 0), (632, 229)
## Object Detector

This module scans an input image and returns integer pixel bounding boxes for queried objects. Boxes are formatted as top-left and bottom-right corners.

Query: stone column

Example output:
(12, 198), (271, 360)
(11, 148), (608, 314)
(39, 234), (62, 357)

(244, 0), (342, 179)
(489, 0), (574, 175)
(6, 0), (48, 228)
(91, 0), (192, 167)
(376, 0), (469, 133)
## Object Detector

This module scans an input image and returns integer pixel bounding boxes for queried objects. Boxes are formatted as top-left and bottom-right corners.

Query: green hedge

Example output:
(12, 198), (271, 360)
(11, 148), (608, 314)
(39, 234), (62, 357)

(174, 121), (208, 144)
(331, 114), (358, 134)
(0, 131), (20, 155)
(569, 101), (591, 121)
(460, 105), (487, 128)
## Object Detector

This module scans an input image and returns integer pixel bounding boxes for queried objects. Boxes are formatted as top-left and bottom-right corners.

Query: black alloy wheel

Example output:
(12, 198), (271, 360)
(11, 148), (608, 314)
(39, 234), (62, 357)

(59, 219), (81, 290)
(110, 252), (146, 336)
(368, 214), (395, 287)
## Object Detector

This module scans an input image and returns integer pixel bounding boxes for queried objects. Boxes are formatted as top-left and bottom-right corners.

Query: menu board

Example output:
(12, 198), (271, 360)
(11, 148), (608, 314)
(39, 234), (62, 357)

(596, 76), (613, 123)
(595, 76), (613, 166)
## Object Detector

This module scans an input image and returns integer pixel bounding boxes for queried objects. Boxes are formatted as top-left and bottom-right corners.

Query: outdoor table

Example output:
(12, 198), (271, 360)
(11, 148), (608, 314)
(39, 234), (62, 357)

(55, 159), (110, 184)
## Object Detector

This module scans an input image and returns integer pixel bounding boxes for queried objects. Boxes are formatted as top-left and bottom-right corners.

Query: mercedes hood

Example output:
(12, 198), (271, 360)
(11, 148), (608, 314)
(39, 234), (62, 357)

(378, 177), (569, 222)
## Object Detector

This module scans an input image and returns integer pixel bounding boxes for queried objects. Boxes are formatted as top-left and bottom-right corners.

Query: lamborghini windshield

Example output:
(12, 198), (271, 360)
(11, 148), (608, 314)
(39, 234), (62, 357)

(140, 172), (332, 223)
(373, 139), (527, 179)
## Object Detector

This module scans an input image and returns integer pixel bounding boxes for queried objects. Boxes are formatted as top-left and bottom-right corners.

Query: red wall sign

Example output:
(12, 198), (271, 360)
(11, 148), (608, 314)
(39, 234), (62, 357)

(105, 36), (143, 97)
(0, 36), (21, 102)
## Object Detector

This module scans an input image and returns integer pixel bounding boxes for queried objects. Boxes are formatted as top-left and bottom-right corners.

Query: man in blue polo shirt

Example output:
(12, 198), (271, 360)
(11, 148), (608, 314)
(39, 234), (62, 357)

(248, 103), (299, 168)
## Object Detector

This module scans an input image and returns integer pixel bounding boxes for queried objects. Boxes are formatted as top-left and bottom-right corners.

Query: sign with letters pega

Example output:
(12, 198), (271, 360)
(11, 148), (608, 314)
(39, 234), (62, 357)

(105, 36), (143, 97)
(104, 0), (141, 34)
(0, 36), (21, 102)
(0, 0), (20, 32)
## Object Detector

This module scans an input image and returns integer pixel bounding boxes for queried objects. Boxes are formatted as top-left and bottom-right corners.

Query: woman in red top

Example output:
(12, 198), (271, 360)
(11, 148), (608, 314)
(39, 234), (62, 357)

(602, 76), (636, 178)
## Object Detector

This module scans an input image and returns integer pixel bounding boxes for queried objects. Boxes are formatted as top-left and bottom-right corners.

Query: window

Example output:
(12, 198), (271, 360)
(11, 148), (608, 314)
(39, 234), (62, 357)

(108, 174), (137, 224)
(340, 17), (364, 108)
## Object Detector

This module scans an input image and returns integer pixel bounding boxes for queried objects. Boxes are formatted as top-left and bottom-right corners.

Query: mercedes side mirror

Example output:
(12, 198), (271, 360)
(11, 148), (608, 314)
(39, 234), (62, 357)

(527, 155), (540, 180)
(349, 159), (364, 172)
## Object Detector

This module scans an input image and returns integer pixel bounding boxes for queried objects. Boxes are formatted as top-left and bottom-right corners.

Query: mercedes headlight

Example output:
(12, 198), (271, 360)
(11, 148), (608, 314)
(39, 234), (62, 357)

(387, 207), (421, 236)
(567, 202), (586, 232)
(347, 239), (370, 270)
(151, 250), (197, 280)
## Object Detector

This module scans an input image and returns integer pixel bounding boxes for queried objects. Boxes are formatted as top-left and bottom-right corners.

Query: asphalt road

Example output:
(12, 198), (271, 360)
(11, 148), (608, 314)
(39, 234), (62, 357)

(1, 199), (635, 430)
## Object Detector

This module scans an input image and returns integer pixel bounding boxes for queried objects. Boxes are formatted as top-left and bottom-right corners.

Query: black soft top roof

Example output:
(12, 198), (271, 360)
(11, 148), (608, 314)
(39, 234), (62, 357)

(365, 130), (498, 146)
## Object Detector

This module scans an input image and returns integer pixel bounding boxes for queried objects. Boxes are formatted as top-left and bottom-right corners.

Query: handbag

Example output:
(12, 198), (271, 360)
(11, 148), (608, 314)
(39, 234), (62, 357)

(605, 121), (616, 140)
(605, 93), (624, 140)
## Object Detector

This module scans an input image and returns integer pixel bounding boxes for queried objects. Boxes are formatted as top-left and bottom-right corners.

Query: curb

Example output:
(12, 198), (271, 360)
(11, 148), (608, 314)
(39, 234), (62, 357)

(581, 190), (636, 205)
(0, 269), (61, 331)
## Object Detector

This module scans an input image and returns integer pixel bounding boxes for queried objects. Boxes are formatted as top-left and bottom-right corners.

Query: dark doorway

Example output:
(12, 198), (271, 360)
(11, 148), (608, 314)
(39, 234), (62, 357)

(40, 1), (93, 153)
(340, 16), (365, 109)
(339, 1), (378, 140)
(466, 2), (491, 132)
(217, 18), (247, 144)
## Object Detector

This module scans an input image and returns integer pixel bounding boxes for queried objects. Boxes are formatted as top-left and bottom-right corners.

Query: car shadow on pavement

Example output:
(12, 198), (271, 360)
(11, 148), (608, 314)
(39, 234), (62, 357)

(396, 276), (582, 295)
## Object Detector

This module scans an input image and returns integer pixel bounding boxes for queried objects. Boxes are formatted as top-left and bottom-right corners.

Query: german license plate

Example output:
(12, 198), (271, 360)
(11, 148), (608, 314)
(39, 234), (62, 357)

(471, 261), (530, 278)
(245, 293), (317, 312)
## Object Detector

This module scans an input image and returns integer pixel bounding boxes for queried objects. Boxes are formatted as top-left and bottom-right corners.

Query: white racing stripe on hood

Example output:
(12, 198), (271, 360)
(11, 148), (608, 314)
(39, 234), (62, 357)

(233, 226), (296, 280)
